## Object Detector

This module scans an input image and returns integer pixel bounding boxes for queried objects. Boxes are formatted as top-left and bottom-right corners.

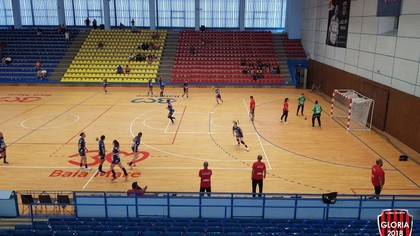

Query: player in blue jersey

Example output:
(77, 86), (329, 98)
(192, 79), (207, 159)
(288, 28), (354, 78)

(147, 78), (154, 96)
(232, 121), (249, 151)
(110, 140), (129, 182)
(181, 79), (189, 98)
(167, 99), (175, 124)
(102, 78), (108, 93)
(97, 135), (106, 174)
(78, 132), (90, 170)
(128, 132), (142, 169)
(213, 86), (223, 105)
(0, 132), (9, 164)
(159, 76), (165, 97)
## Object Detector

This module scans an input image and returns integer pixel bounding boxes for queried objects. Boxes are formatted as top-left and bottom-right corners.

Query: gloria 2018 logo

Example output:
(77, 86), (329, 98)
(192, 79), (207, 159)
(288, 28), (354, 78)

(49, 150), (150, 178)
(378, 209), (413, 236)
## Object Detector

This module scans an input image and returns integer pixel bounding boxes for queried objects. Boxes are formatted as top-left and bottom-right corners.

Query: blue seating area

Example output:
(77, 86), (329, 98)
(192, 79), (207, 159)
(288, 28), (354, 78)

(1, 217), (418, 236)
(0, 29), (78, 83)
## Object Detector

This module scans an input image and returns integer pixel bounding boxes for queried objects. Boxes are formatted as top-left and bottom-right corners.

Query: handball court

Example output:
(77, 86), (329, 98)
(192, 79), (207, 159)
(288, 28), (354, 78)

(0, 85), (419, 195)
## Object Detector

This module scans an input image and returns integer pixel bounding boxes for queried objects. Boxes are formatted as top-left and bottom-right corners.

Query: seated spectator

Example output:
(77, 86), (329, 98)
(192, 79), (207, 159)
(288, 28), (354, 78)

(0, 42), (5, 50)
(240, 58), (246, 66)
(4, 56), (12, 65)
(116, 65), (123, 74)
(127, 182), (147, 196)
(37, 68), (47, 79)
(151, 43), (160, 50)
(58, 24), (66, 33)
(152, 32), (159, 40)
(1, 56), (6, 65)
(128, 53), (134, 62)
(189, 46), (196, 54)
(135, 53), (142, 62)
(64, 31), (70, 41)
(119, 23), (125, 29)
(97, 41), (104, 50)
(124, 65), (131, 73)
(34, 60), (42, 70)
(36, 28), (43, 36)
(127, 182), (157, 196)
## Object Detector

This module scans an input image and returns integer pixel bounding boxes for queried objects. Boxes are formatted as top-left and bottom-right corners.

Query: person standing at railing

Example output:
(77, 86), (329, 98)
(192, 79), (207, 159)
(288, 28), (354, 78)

(199, 161), (212, 196)
(370, 159), (385, 199)
(251, 155), (266, 197)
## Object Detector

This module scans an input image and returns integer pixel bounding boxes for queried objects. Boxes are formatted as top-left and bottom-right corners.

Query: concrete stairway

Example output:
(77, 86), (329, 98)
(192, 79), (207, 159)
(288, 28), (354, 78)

(48, 31), (90, 82)
(158, 31), (179, 83)
(272, 33), (292, 84)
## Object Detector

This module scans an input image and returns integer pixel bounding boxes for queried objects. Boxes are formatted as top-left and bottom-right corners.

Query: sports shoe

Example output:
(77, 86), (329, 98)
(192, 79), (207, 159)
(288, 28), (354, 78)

(111, 177), (116, 182)
(124, 175), (128, 181)
(84, 167), (91, 171)
(128, 165), (133, 170)
(98, 170), (106, 174)
(3, 161), (9, 164)
(246, 147), (249, 152)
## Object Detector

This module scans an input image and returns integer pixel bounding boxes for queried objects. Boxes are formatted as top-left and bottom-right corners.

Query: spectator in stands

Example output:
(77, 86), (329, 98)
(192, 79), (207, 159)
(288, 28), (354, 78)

(64, 31), (70, 41)
(240, 58), (246, 66)
(97, 41), (104, 50)
(92, 19), (98, 30)
(131, 19), (135, 32)
(152, 32), (159, 40)
(84, 17), (91, 30)
(119, 23), (124, 29)
(0, 42), (5, 50)
(36, 28), (43, 36)
(135, 53), (143, 62)
(189, 46), (196, 54)
(37, 68), (46, 79)
(58, 24), (65, 33)
(151, 43), (160, 50)
(127, 182), (147, 196)
(1, 56), (6, 65)
(124, 65), (131, 74)
(4, 55), (11, 66)
(34, 60), (42, 70)
(128, 53), (134, 62)
(116, 65), (123, 74)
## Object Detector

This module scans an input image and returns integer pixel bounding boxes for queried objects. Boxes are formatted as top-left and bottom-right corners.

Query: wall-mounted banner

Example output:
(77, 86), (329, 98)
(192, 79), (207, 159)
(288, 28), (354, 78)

(326, 0), (351, 48)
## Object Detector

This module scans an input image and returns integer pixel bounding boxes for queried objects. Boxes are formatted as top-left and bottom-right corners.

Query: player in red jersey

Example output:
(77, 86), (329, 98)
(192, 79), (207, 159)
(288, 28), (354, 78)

(370, 159), (385, 199)
(251, 155), (266, 197)
(249, 96), (255, 121)
(199, 161), (212, 196)
(280, 98), (289, 123)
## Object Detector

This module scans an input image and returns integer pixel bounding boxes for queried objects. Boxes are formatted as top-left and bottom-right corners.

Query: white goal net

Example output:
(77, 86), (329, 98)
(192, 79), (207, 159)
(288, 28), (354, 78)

(330, 89), (374, 131)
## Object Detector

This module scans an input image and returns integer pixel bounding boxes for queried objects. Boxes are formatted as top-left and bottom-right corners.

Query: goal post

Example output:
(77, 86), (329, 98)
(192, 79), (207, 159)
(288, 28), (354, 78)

(330, 89), (374, 131)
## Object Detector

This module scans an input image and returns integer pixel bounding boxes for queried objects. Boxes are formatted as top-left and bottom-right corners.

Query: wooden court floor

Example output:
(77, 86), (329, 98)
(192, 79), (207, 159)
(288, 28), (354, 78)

(0, 85), (418, 195)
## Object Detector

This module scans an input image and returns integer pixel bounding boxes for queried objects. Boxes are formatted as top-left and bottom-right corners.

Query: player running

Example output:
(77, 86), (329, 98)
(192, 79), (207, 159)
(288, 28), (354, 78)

(167, 99), (175, 124)
(128, 132), (142, 169)
(232, 121), (249, 151)
(214, 86), (223, 105)
(78, 132), (90, 170)
(110, 139), (129, 182)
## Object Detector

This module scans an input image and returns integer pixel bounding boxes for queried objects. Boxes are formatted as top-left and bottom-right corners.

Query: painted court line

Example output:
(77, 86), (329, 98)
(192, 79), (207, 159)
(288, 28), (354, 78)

(83, 170), (99, 189)
(172, 105), (186, 144)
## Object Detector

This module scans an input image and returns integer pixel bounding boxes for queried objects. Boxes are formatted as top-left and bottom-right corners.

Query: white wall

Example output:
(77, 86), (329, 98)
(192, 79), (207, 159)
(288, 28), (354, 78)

(301, 0), (420, 97)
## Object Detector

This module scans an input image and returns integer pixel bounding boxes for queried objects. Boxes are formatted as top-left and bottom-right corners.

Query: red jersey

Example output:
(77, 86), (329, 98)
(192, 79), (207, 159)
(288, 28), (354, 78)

(199, 169), (212, 188)
(250, 99), (255, 110)
(371, 165), (385, 186)
(283, 101), (289, 111)
(252, 161), (266, 180)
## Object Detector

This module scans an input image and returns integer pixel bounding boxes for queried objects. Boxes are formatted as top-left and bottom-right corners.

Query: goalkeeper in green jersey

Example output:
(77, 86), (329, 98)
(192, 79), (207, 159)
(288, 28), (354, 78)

(312, 100), (322, 127)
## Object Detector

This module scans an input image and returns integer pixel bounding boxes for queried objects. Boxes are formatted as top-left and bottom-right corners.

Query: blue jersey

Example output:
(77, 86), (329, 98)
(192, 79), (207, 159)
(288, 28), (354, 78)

(215, 88), (221, 97)
(78, 138), (86, 155)
(98, 140), (105, 156)
(159, 79), (165, 88)
(103, 79), (108, 87)
(112, 146), (120, 164)
(167, 102), (174, 112)
(148, 79), (153, 88)
(132, 136), (141, 152)
(0, 137), (5, 151)
(233, 126), (243, 138)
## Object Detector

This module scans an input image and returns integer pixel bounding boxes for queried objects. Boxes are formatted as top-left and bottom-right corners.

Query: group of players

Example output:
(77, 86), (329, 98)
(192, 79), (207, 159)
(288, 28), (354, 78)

(77, 131), (143, 182)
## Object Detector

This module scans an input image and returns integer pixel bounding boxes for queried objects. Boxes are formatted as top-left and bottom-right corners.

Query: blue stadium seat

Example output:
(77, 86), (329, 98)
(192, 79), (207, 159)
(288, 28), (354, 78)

(120, 232), (139, 236)
(54, 231), (76, 236)
(0, 230), (12, 236)
(34, 230), (52, 236)
(142, 231), (162, 236)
